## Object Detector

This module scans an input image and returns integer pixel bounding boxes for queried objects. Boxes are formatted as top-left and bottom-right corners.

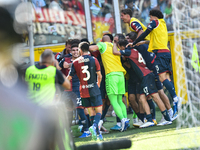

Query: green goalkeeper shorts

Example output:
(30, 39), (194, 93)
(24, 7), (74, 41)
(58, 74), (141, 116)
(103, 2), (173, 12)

(105, 72), (125, 95)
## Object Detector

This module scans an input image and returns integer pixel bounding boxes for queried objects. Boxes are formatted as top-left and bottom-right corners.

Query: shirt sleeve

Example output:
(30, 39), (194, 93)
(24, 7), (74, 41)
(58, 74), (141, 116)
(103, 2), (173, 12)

(147, 20), (159, 31)
(94, 58), (101, 72)
(97, 42), (107, 54)
(120, 49), (131, 56)
(91, 50), (100, 58)
(130, 21), (143, 32)
(69, 63), (76, 77)
(56, 69), (65, 85)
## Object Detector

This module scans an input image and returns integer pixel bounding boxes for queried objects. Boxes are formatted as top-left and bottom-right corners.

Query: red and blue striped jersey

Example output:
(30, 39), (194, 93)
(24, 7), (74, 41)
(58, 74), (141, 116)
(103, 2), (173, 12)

(69, 55), (101, 98)
(120, 48), (151, 82)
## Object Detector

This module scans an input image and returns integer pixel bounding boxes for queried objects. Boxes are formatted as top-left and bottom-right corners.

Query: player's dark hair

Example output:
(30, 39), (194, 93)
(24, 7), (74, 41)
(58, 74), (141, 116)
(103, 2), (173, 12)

(81, 38), (90, 45)
(71, 43), (79, 49)
(117, 40), (129, 47)
(149, 9), (164, 19)
(79, 42), (89, 52)
(104, 33), (113, 42)
(115, 33), (125, 41)
(121, 8), (132, 18)
(126, 33), (130, 37)
(71, 39), (80, 45)
(129, 32), (137, 42)
(65, 39), (72, 46)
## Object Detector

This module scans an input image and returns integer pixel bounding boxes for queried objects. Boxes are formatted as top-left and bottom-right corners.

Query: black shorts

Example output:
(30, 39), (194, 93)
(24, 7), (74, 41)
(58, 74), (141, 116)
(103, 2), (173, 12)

(73, 90), (82, 108)
(81, 94), (103, 108)
(140, 73), (158, 97)
(153, 50), (172, 75)
(128, 81), (141, 95)
(146, 61), (163, 90)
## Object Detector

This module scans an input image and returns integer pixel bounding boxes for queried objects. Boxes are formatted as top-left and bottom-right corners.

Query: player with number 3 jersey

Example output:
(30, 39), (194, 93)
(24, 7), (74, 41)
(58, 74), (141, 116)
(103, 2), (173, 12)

(68, 42), (103, 140)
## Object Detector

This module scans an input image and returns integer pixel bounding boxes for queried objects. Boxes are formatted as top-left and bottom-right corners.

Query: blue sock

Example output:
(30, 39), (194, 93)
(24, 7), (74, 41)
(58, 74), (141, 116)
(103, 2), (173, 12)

(101, 103), (110, 120)
(78, 119), (81, 126)
(90, 116), (95, 125)
(147, 99), (156, 119)
(146, 114), (153, 122)
(161, 109), (171, 121)
(170, 81), (179, 103)
(163, 79), (177, 99)
(77, 108), (88, 131)
(93, 113), (101, 129)
(86, 114), (92, 127)
(116, 116), (121, 123)
(136, 113), (145, 122)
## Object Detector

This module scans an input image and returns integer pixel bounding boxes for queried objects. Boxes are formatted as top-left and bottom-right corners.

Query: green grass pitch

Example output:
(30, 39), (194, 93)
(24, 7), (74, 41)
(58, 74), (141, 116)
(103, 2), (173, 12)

(72, 110), (200, 150)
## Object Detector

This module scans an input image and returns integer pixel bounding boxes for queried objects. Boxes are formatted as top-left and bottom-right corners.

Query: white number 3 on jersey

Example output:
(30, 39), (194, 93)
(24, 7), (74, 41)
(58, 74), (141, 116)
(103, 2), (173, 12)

(81, 65), (90, 81)
(138, 53), (146, 64)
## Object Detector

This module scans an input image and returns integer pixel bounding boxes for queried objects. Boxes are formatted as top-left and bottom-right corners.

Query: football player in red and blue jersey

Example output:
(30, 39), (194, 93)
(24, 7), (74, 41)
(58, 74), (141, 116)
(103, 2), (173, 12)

(129, 32), (175, 124)
(68, 42), (103, 141)
(130, 9), (179, 122)
(59, 43), (91, 138)
(113, 40), (172, 128)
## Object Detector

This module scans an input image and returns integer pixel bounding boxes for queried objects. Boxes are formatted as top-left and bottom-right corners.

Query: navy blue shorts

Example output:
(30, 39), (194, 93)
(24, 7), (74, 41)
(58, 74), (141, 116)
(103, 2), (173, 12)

(140, 73), (158, 97)
(153, 50), (172, 75)
(73, 90), (82, 108)
(128, 81), (141, 95)
(81, 94), (103, 108)
(146, 61), (163, 90)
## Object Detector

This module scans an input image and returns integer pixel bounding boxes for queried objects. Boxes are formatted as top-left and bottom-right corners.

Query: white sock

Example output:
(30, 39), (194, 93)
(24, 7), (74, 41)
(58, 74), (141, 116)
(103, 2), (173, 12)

(117, 122), (121, 127)
(173, 96), (178, 103)
(168, 108), (173, 118)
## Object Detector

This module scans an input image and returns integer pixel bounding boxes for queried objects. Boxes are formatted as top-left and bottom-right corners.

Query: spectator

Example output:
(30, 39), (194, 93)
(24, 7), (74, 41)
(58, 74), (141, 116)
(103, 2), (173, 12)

(164, 0), (172, 30)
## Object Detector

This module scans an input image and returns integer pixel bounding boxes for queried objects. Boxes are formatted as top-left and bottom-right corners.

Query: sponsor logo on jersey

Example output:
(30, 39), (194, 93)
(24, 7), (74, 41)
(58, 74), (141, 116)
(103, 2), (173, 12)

(82, 83), (94, 89)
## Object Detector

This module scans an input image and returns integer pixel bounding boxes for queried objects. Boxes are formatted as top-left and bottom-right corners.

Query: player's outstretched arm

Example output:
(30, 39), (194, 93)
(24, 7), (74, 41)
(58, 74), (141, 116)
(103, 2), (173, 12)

(113, 43), (121, 55)
(96, 71), (102, 88)
(89, 45), (99, 52)
(135, 40), (149, 46)
(132, 29), (151, 46)
(137, 29), (144, 38)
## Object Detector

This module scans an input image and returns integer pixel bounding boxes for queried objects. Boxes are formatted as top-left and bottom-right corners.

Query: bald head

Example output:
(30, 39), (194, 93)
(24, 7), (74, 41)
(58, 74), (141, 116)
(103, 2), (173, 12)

(102, 35), (111, 42)
(40, 49), (55, 65)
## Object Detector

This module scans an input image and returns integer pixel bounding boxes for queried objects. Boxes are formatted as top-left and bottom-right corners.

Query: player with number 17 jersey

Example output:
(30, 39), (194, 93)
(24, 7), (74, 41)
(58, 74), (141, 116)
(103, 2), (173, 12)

(69, 55), (101, 98)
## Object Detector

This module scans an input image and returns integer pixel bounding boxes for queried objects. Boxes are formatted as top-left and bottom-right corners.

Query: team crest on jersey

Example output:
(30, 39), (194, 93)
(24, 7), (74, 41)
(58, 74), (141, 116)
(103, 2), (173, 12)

(56, 55), (60, 59)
